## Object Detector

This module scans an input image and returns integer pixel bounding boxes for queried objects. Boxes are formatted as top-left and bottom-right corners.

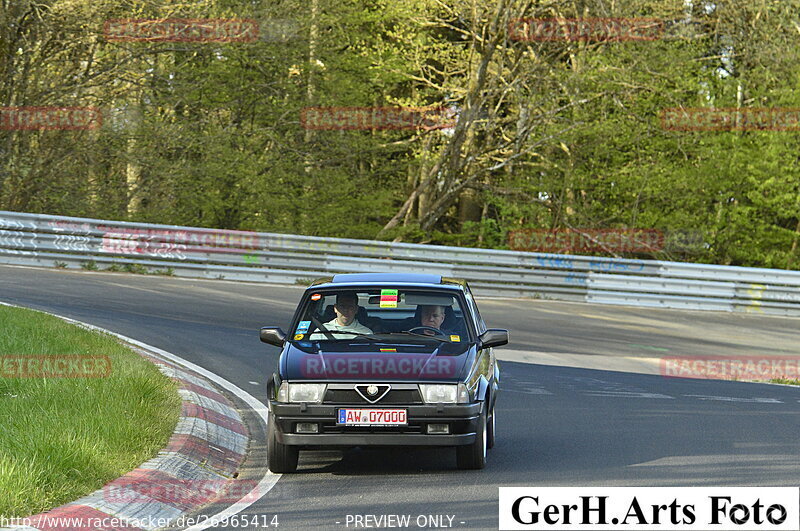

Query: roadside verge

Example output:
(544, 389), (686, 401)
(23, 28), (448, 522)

(0, 303), (258, 531)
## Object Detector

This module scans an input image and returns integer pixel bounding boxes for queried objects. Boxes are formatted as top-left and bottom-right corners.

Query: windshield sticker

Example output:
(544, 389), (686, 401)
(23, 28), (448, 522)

(296, 320), (311, 332)
(310, 293), (321, 301)
(294, 333), (305, 340)
(380, 288), (398, 308)
(450, 335), (460, 342)
(380, 348), (397, 352)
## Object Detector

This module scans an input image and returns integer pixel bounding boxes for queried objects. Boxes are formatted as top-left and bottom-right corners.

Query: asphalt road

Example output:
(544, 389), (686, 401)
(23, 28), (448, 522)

(1, 265), (798, 531)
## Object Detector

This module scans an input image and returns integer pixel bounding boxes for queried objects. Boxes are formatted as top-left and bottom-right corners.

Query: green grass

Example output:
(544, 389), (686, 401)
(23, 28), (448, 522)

(0, 306), (181, 517)
(122, 263), (148, 275)
(769, 378), (800, 386)
(80, 261), (98, 271)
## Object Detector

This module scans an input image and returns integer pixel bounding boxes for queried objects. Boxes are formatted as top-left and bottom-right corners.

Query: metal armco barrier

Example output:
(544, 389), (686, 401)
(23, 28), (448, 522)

(2, 210), (800, 316)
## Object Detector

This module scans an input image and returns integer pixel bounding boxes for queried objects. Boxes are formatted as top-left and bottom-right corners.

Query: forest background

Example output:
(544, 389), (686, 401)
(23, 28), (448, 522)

(2, 0), (800, 269)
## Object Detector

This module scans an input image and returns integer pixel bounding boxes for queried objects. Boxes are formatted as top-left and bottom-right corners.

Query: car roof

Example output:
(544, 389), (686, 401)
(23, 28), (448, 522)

(309, 273), (467, 290)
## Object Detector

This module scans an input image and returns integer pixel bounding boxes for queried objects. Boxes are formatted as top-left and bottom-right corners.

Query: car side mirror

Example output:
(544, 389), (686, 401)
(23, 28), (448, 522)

(478, 328), (508, 349)
(260, 327), (287, 347)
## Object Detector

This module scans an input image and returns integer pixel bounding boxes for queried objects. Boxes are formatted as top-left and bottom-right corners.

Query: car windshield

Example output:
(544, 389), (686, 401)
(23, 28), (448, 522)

(292, 288), (469, 343)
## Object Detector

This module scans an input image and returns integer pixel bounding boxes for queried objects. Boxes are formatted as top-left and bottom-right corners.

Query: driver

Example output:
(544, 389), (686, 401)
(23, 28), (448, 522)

(310, 292), (373, 339)
(419, 305), (446, 335)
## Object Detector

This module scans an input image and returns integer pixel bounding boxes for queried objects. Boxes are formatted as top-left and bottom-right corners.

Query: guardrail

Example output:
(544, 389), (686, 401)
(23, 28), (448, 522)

(1, 210), (799, 316)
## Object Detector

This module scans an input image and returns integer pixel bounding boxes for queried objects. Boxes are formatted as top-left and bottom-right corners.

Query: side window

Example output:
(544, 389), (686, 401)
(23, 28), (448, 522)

(464, 287), (487, 334)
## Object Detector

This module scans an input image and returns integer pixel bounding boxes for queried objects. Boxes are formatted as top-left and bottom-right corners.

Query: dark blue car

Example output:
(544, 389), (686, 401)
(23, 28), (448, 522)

(259, 273), (508, 472)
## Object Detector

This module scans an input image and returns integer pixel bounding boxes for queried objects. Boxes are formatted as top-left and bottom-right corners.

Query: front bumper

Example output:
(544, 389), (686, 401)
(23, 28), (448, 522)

(269, 402), (481, 447)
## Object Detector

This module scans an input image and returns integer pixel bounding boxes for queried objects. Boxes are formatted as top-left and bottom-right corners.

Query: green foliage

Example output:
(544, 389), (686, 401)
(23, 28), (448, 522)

(770, 379), (800, 386)
(80, 261), (98, 271)
(121, 263), (148, 275)
(1, 0), (799, 269)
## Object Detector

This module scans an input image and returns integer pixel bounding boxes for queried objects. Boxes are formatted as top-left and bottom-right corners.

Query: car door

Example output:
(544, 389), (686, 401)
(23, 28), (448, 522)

(464, 285), (495, 396)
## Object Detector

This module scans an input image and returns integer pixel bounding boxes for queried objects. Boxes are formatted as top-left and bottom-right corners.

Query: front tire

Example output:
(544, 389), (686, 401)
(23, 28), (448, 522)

(268, 415), (299, 473)
(457, 405), (487, 470)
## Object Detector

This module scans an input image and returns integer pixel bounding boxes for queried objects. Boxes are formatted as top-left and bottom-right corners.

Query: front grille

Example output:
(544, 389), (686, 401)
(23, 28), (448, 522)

(321, 423), (424, 434)
(323, 389), (423, 404)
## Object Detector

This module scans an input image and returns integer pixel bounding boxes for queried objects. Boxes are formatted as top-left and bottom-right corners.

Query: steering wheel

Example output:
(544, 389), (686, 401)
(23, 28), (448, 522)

(405, 326), (446, 336)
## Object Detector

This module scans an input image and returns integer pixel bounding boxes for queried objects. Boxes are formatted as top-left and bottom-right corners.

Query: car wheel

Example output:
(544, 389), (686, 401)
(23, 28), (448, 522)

(457, 405), (487, 470)
(268, 415), (299, 473)
(487, 405), (495, 449)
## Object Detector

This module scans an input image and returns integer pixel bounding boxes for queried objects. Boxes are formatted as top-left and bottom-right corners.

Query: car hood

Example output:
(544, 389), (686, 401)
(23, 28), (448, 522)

(282, 341), (473, 382)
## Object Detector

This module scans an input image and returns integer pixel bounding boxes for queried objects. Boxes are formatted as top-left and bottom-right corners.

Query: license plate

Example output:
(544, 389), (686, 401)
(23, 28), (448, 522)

(337, 408), (407, 426)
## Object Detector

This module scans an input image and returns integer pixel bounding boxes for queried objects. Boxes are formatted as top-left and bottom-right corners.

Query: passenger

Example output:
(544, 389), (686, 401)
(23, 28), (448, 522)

(310, 292), (373, 338)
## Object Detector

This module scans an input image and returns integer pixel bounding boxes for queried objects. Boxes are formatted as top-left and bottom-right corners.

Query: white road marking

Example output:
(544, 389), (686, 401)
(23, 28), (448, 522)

(584, 390), (674, 399)
(96, 280), (166, 294)
(577, 313), (633, 323)
(684, 394), (783, 403)
(0, 300), (279, 531)
(249, 381), (260, 385)
(505, 388), (553, 395)
(172, 283), (299, 307)
(502, 376), (553, 395)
